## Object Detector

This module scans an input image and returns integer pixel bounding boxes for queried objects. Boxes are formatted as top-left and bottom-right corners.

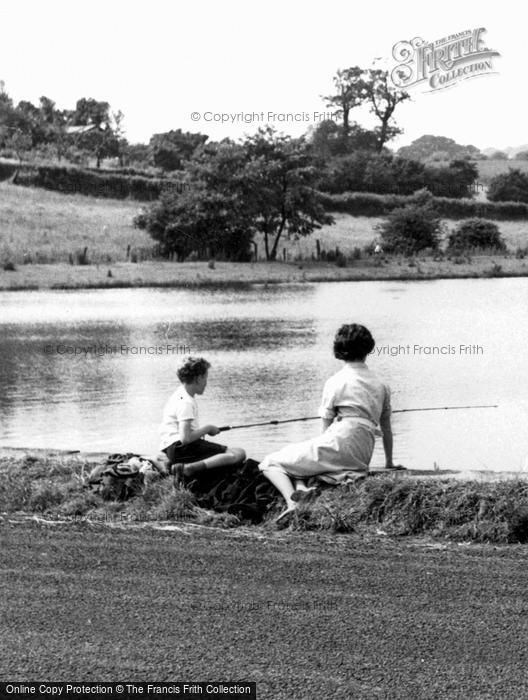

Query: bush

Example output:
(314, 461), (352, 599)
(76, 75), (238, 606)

(378, 202), (442, 255)
(447, 219), (506, 253)
(488, 168), (528, 203)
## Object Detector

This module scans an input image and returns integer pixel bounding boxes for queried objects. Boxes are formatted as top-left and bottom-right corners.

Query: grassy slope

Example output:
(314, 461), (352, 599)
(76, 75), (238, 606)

(477, 158), (528, 185)
(0, 182), (527, 289)
(3, 520), (528, 699)
(0, 182), (148, 264)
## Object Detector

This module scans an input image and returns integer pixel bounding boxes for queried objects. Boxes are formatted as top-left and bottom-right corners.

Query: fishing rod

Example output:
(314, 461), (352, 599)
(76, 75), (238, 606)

(218, 404), (498, 432)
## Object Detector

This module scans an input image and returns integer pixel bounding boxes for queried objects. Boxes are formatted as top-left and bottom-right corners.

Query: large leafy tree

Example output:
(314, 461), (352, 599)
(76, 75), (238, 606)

(323, 67), (409, 151)
(309, 119), (378, 160)
(149, 129), (208, 171)
(143, 141), (254, 260)
(69, 98), (124, 167)
(363, 68), (410, 151)
(323, 67), (366, 137)
(142, 128), (333, 261)
(397, 135), (483, 162)
(243, 127), (333, 260)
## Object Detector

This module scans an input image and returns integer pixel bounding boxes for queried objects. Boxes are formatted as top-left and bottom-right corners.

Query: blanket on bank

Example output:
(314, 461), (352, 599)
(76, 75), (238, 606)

(86, 454), (279, 523)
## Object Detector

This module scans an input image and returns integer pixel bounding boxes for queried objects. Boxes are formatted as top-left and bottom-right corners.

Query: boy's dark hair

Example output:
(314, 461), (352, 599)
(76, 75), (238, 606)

(177, 356), (211, 384)
(333, 324), (375, 361)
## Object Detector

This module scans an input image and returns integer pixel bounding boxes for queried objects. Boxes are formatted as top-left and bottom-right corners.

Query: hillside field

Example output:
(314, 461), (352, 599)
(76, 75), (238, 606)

(477, 158), (528, 185)
(1, 182), (528, 270)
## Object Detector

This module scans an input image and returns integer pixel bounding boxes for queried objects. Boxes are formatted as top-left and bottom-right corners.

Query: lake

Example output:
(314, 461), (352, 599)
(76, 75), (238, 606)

(1, 278), (528, 472)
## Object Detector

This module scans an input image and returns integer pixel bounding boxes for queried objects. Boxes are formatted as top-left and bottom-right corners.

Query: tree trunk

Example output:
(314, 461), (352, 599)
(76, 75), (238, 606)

(342, 106), (350, 136)
(269, 216), (287, 261)
(264, 231), (270, 261)
(377, 118), (389, 152)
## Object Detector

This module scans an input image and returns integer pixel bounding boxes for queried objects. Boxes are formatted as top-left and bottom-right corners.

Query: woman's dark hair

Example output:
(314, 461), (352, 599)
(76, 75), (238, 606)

(333, 324), (375, 361)
(177, 356), (211, 383)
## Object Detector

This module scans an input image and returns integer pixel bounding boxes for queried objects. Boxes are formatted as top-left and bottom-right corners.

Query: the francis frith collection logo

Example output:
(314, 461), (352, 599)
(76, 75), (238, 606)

(390, 28), (500, 92)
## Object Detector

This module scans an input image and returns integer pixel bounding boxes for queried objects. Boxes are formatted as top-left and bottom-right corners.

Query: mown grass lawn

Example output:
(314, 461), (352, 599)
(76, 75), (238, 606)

(3, 520), (528, 699)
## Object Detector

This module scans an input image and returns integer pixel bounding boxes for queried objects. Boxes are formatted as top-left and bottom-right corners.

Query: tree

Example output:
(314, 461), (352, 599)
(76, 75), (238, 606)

(123, 142), (151, 168)
(71, 98), (111, 128)
(243, 128), (333, 260)
(0, 127), (32, 162)
(397, 135), (483, 162)
(489, 150), (509, 160)
(68, 98), (122, 167)
(487, 169), (528, 203)
(515, 151), (528, 160)
(309, 119), (378, 160)
(323, 66), (409, 150)
(423, 159), (478, 198)
(318, 151), (426, 195)
(363, 69), (410, 151)
(143, 141), (254, 260)
(149, 129), (208, 171)
(142, 128), (333, 261)
(323, 67), (366, 137)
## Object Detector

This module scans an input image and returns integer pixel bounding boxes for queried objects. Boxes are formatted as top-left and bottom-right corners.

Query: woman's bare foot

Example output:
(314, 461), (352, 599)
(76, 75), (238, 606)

(275, 503), (297, 523)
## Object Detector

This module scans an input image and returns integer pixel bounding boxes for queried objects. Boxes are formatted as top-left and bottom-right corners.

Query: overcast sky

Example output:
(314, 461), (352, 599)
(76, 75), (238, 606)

(0, 0), (521, 151)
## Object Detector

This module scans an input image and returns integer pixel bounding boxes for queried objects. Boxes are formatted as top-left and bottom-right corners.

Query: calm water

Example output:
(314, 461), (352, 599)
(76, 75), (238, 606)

(1, 279), (528, 471)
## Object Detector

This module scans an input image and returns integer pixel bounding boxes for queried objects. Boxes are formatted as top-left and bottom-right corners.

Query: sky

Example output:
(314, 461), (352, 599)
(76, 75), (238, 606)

(0, 0), (522, 151)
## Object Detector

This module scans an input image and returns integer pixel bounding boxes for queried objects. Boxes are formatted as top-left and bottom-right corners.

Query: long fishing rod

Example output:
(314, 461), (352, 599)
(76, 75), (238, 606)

(218, 404), (498, 432)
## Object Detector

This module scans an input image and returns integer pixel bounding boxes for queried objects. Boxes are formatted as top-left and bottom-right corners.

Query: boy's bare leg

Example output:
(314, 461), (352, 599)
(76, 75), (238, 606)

(181, 448), (245, 477)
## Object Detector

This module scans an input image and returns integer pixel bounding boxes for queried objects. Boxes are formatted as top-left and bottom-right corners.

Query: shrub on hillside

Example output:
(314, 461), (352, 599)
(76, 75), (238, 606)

(447, 219), (506, 252)
(378, 201), (442, 255)
(487, 168), (528, 203)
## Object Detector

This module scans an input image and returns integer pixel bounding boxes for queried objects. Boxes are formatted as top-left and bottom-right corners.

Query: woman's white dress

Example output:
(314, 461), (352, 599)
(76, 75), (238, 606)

(259, 361), (391, 483)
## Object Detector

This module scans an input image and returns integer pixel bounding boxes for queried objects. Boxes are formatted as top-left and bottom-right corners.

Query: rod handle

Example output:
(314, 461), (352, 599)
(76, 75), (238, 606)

(218, 425), (232, 432)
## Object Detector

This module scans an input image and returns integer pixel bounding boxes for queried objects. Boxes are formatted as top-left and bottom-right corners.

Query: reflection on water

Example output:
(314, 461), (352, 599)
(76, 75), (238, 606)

(1, 279), (528, 471)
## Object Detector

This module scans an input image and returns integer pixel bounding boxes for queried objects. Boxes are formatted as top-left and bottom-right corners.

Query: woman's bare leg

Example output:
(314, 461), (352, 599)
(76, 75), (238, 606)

(259, 458), (298, 520)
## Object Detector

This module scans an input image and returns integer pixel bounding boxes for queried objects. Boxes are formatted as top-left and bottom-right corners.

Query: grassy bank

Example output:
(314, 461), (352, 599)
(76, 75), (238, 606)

(3, 451), (528, 543)
(1, 256), (528, 291)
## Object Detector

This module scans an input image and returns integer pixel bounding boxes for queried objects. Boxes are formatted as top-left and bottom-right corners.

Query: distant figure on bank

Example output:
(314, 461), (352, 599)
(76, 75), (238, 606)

(259, 324), (399, 522)
(160, 357), (246, 485)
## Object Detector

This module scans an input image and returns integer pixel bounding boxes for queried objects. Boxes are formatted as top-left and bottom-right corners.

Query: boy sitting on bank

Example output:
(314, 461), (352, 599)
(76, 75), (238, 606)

(159, 356), (246, 485)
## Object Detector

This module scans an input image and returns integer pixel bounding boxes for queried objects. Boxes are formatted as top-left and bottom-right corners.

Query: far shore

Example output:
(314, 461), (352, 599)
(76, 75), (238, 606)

(1, 256), (528, 291)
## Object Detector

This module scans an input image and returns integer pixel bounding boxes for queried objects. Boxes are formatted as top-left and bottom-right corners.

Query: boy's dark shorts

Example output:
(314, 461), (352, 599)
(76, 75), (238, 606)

(163, 439), (227, 465)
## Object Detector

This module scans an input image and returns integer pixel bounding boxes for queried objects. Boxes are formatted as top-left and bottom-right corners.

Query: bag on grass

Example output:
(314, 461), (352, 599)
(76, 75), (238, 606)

(86, 453), (160, 502)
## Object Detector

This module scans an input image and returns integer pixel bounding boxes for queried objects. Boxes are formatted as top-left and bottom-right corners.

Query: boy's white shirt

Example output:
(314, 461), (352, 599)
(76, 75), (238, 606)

(159, 385), (198, 450)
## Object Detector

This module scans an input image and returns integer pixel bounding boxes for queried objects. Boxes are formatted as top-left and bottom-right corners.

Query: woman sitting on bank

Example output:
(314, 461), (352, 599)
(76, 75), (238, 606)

(259, 324), (399, 521)
(160, 356), (246, 484)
